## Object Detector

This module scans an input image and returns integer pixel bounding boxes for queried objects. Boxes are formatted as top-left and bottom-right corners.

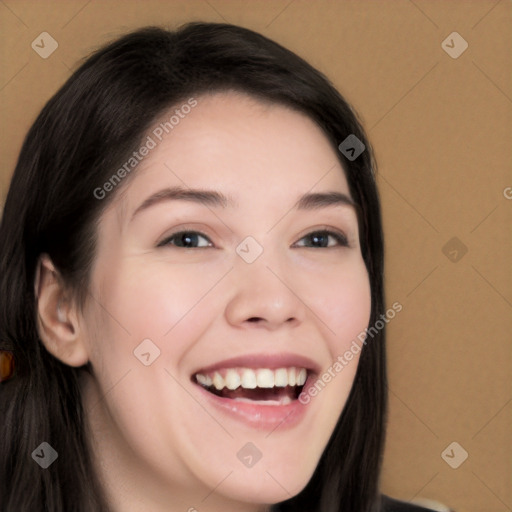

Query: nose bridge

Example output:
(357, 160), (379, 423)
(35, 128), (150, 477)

(224, 235), (304, 328)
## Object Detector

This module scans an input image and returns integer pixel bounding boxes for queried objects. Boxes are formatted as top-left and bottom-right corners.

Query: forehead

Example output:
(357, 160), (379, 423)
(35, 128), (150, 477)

(114, 91), (351, 218)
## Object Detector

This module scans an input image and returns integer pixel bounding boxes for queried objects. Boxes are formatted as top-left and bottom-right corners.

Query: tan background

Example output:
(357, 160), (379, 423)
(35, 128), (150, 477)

(1, 1), (511, 511)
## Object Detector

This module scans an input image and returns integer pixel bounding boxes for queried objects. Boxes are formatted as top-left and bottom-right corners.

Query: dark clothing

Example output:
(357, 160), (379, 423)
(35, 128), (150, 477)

(381, 494), (448, 511)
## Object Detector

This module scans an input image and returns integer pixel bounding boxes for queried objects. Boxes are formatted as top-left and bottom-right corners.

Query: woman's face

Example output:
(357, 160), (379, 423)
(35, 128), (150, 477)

(80, 92), (371, 510)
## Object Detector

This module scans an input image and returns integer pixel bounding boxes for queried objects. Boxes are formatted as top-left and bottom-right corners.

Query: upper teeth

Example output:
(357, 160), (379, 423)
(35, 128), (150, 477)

(195, 367), (308, 391)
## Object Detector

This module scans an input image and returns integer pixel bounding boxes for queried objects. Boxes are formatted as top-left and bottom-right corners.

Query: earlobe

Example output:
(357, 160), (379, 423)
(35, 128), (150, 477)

(34, 254), (89, 367)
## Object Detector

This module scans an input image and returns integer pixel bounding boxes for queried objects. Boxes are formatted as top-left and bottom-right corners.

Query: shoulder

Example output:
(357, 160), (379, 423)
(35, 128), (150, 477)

(378, 494), (443, 512)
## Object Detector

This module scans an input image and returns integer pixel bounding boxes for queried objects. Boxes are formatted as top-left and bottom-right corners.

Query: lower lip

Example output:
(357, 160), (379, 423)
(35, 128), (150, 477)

(194, 379), (313, 430)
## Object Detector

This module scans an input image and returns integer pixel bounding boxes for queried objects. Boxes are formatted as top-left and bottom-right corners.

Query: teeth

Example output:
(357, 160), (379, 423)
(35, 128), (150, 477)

(225, 370), (241, 390)
(195, 366), (309, 391)
(195, 373), (212, 387)
(256, 369), (274, 388)
(274, 368), (288, 387)
(212, 371), (224, 391)
(240, 369), (257, 389)
(234, 395), (292, 405)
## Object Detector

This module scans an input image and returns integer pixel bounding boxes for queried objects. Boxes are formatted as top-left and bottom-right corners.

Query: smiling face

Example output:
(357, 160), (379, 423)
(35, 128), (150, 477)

(79, 91), (372, 511)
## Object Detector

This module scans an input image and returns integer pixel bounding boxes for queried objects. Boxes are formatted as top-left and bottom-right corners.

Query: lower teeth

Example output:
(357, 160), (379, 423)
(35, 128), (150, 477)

(196, 380), (303, 403)
(232, 396), (293, 405)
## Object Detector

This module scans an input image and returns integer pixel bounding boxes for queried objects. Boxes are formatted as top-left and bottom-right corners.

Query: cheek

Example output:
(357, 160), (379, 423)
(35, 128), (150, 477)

(91, 259), (225, 340)
(309, 259), (372, 353)
(83, 259), (236, 387)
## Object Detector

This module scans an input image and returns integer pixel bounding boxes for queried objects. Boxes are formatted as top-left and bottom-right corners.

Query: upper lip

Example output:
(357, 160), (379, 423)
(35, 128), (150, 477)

(191, 352), (321, 377)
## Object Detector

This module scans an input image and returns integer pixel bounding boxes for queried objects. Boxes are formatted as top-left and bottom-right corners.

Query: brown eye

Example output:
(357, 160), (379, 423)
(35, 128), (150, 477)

(158, 231), (212, 249)
(295, 230), (349, 249)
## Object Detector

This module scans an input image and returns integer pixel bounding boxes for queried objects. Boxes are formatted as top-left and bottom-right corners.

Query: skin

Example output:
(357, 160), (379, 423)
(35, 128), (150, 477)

(36, 92), (371, 511)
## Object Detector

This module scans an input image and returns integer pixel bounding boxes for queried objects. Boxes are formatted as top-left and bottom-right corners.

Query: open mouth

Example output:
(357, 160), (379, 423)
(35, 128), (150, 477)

(193, 367), (309, 405)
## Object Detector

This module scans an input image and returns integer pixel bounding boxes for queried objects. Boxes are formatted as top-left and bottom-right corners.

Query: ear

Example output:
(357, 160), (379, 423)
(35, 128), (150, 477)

(34, 254), (89, 367)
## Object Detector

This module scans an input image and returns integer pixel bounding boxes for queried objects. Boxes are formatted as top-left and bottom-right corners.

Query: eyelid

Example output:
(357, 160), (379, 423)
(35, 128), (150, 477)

(292, 226), (350, 248)
(156, 224), (215, 248)
(157, 232), (212, 248)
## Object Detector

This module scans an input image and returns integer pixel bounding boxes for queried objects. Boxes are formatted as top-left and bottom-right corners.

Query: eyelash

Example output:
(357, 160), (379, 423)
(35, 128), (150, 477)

(157, 229), (349, 250)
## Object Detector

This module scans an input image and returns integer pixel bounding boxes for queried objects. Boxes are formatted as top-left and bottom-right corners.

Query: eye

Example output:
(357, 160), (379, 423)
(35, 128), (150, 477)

(157, 228), (349, 250)
(157, 231), (212, 249)
(294, 229), (349, 249)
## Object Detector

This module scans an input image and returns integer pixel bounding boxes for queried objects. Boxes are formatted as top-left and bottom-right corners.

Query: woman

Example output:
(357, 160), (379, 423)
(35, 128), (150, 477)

(0, 22), (436, 512)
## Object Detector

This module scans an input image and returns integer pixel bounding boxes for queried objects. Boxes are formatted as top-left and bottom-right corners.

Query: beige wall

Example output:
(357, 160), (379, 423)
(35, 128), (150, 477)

(1, 2), (510, 511)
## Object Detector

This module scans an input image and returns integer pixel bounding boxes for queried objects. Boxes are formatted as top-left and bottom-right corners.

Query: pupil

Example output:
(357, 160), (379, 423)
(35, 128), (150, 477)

(312, 233), (327, 247)
(180, 233), (196, 247)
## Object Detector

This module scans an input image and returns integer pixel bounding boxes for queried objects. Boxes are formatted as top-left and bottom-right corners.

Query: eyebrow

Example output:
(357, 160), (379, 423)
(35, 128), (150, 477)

(130, 186), (356, 221)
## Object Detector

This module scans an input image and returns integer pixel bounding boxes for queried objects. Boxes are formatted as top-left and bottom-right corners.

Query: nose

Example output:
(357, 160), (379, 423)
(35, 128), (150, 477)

(224, 254), (306, 331)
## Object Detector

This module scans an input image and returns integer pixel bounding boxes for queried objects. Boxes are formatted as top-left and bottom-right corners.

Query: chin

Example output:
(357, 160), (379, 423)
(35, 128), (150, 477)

(212, 462), (313, 506)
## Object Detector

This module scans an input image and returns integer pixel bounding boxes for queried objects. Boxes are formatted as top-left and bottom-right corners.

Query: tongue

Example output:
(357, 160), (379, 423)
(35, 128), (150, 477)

(214, 385), (298, 401)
